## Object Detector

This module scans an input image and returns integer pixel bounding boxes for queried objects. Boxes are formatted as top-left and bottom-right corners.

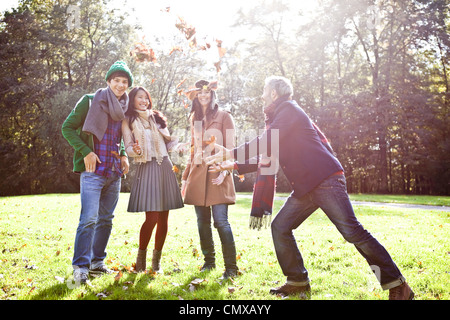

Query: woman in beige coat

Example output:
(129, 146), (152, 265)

(181, 79), (238, 279)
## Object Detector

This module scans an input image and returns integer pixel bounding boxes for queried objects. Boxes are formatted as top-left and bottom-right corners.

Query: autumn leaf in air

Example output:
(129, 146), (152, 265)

(216, 39), (227, 58)
(189, 37), (197, 49)
(111, 151), (120, 159)
(176, 78), (187, 88)
(169, 46), (183, 55)
(205, 135), (216, 145)
(214, 61), (221, 73)
(175, 16), (196, 40)
(130, 42), (158, 64)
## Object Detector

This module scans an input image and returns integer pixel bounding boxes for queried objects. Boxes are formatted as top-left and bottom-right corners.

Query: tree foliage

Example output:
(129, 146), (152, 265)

(0, 0), (448, 196)
(228, 0), (449, 195)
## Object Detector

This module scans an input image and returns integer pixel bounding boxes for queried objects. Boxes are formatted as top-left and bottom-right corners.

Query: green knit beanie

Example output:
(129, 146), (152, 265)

(105, 61), (133, 86)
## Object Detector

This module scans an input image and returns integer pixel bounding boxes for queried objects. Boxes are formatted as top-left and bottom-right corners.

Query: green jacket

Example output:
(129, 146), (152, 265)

(61, 94), (127, 173)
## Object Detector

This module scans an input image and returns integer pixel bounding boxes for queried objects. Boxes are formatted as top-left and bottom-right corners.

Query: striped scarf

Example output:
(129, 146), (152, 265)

(249, 159), (276, 230)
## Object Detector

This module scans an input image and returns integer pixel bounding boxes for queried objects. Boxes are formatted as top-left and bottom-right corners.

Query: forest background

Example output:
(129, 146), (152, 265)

(0, 0), (448, 197)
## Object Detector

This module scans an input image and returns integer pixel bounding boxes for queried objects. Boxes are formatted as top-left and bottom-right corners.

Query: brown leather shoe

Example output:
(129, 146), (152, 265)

(270, 282), (311, 299)
(389, 282), (414, 300)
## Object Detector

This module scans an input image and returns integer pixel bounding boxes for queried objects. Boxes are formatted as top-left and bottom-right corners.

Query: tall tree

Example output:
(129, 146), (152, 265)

(0, 0), (137, 195)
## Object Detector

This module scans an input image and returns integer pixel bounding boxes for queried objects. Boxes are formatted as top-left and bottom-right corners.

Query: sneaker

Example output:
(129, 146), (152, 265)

(270, 282), (311, 299)
(389, 282), (414, 300)
(89, 265), (113, 277)
(73, 269), (90, 285)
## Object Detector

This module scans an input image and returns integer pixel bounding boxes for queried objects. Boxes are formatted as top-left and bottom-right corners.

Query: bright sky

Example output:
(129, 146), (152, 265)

(122, 0), (249, 42)
(0, 0), (318, 67)
(0, 0), (317, 42)
(0, 0), (18, 12)
(121, 0), (318, 42)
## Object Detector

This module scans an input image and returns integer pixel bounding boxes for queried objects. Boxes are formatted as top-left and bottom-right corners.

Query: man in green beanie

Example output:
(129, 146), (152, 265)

(62, 61), (133, 285)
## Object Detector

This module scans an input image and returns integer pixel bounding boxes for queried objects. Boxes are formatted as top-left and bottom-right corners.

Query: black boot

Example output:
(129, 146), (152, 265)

(200, 240), (216, 271)
(220, 241), (238, 279)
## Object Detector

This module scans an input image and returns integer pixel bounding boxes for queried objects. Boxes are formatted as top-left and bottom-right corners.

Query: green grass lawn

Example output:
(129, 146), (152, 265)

(0, 193), (449, 300)
(270, 192), (450, 206)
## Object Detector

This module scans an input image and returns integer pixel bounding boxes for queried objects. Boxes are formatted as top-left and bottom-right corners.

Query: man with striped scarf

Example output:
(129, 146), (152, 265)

(206, 76), (414, 300)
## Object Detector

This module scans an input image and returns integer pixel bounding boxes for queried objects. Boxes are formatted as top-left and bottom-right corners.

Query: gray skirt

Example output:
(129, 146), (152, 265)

(128, 156), (184, 212)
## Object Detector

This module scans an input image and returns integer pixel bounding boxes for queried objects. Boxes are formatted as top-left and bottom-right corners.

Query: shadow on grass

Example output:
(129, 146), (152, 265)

(30, 269), (229, 300)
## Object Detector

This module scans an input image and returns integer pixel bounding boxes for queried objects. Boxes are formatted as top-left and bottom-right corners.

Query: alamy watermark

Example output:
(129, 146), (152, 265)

(66, 5), (80, 31)
(366, 5), (380, 30)
(366, 264), (382, 292)
(365, 4), (395, 30)
(169, 122), (280, 175)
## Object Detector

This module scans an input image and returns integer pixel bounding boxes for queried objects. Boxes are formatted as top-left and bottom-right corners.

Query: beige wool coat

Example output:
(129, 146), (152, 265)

(182, 109), (236, 207)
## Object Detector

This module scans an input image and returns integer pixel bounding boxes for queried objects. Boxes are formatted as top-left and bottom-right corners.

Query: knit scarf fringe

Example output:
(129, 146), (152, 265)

(249, 213), (272, 231)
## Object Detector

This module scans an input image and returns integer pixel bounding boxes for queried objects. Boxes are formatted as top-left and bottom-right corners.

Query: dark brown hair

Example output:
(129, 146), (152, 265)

(106, 71), (131, 86)
(190, 91), (218, 125)
(126, 87), (167, 128)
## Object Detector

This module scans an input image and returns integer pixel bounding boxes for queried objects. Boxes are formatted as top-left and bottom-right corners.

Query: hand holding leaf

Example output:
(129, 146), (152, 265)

(133, 139), (142, 155)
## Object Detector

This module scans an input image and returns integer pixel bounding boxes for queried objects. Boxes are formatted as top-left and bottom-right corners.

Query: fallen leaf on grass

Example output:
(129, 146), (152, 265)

(24, 264), (37, 270)
(96, 292), (108, 299)
(188, 278), (206, 292)
(114, 271), (123, 282)
(228, 286), (244, 294)
(190, 278), (206, 285)
(418, 268), (427, 274)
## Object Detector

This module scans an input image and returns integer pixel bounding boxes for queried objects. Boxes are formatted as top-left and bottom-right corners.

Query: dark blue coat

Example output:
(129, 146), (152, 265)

(233, 99), (343, 198)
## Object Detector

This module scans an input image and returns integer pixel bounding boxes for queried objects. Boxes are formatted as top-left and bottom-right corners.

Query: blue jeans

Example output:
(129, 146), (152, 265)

(271, 174), (405, 290)
(195, 204), (237, 271)
(72, 172), (121, 271)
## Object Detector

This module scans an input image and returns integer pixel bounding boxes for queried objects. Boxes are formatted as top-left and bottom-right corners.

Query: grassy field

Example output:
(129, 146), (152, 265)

(0, 193), (449, 300)
(263, 192), (450, 206)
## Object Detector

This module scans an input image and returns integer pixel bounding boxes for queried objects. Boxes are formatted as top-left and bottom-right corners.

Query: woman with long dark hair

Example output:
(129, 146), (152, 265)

(181, 80), (238, 279)
(122, 86), (183, 273)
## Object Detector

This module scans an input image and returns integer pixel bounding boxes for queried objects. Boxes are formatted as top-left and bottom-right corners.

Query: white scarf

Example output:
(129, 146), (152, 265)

(132, 110), (164, 165)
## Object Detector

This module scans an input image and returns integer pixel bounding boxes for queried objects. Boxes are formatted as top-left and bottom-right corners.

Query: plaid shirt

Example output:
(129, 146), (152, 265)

(93, 117), (123, 177)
